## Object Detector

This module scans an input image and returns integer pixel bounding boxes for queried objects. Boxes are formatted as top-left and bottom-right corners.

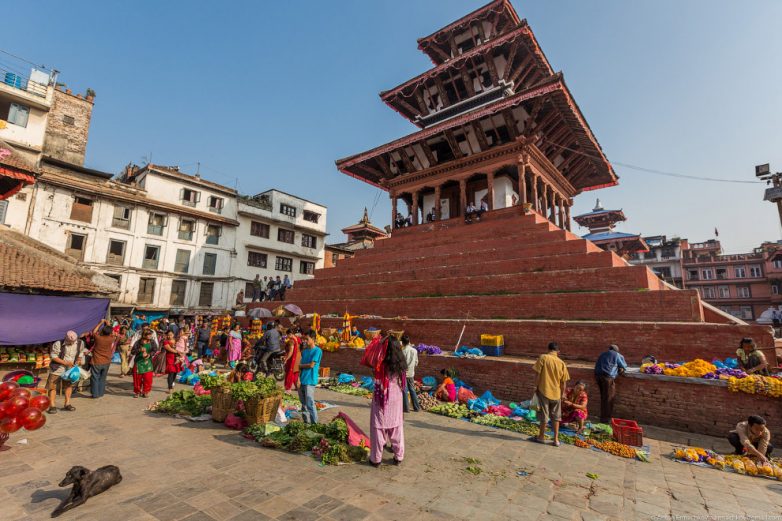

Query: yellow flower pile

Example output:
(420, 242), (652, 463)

(727, 375), (782, 398)
(321, 341), (340, 352)
(662, 359), (716, 377)
(345, 337), (365, 349)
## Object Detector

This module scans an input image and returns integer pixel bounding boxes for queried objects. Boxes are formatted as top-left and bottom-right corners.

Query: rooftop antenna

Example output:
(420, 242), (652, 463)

(196, 162), (201, 177)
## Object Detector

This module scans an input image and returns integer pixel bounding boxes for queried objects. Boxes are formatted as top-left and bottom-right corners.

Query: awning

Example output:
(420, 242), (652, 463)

(0, 293), (109, 345)
(0, 166), (35, 200)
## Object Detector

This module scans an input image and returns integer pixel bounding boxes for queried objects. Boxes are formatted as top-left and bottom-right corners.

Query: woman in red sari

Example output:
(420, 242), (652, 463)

(283, 329), (301, 392)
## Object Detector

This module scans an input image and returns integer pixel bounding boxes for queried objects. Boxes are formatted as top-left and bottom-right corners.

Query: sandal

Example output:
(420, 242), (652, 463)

(370, 461), (381, 468)
(47, 407), (57, 414)
(62, 405), (75, 412)
(553, 440), (561, 447)
(393, 458), (402, 466)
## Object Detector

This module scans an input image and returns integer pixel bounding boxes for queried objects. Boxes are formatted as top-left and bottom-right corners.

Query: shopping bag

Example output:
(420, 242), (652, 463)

(359, 336), (387, 370)
(152, 351), (166, 374)
(529, 392), (541, 411)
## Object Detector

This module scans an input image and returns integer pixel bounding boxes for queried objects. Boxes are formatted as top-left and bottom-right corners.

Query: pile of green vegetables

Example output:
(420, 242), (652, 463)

(326, 384), (371, 398)
(246, 418), (368, 465)
(230, 376), (283, 402)
(429, 403), (470, 418)
(200, 374), (230, 392)
(152, 390), (212, 417)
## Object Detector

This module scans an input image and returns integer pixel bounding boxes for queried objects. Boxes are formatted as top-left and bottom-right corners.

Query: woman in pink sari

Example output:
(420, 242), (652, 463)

(225, 324), (243, 367)
(369, 337), (408, 467)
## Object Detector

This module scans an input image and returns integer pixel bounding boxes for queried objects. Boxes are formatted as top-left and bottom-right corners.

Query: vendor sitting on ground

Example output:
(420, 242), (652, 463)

(561, 381), (589, 433)
(227, 362), (253, 383)
(435, 369), (457, 402)
(736, 338), (770, 376)
(728, 415), (773, 463)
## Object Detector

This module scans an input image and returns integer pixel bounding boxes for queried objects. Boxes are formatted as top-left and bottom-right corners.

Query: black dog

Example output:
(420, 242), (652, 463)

(51, 465), (122, 518)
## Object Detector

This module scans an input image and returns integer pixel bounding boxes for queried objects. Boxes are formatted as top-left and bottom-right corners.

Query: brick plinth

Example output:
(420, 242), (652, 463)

(320, 348), (781, 444)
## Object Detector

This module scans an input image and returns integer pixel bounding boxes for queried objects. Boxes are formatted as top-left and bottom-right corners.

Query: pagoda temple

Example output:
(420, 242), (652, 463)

(573, 199), (648, 256)
(336, 0), (616, 228)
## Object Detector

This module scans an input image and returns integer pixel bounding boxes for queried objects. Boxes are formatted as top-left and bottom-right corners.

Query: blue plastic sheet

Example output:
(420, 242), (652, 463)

(468, 398), (488, 412)
(337, 373), (356, 384)
(480, 390), (500, 406)
(422, 376), (436, 387)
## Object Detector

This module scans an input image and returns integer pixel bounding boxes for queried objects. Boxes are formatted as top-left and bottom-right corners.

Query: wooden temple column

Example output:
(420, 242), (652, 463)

(530, 174), (539, 212)
(517, 160), (527, 205)
(548, 187), (556, 223)
(459, 178), (467, 217)
(391, 193), (398, 226)
(411, 190), (420, 226)
(434, 185), (442, 220)
(557, 196), (565, 229)
(486, 171), (495, 210)
(564, 201), (572, 231)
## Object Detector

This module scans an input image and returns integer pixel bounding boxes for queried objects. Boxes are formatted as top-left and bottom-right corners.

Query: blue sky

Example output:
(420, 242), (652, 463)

(5, 1), (781, 252)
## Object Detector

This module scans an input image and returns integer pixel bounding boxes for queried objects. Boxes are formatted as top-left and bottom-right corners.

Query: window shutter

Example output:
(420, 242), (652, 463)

(179, 188), (185, 201)
(0, 200), (7, 224)
(196, 192), (201, 203)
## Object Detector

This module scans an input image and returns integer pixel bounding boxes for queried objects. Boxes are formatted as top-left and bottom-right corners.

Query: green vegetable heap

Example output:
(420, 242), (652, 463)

(152, 391), (212, 417)
(246, 418), (367, 465)
(429, 403), (470, 418)
(230, 377), (283, 402)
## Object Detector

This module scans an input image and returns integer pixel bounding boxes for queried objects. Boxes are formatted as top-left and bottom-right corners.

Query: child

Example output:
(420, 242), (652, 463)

(132, 333), (155, 398)
(561, 381), (589, 433)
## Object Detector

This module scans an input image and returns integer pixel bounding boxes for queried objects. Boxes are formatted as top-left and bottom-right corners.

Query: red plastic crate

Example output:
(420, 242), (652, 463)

(611, 418), (643, 447)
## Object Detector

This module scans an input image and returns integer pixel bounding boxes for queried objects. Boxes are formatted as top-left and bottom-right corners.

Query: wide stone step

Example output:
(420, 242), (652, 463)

(289, 265), (662, 300)
(252, 290), (703, 322)
(335, 237), (600, 271)
(311, 316), (773, 363)
(299, 250), (625, 286)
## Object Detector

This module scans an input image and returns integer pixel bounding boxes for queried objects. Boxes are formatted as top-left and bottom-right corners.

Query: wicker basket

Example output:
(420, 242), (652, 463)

(245, 394), (283, 426)
(210, 387), (237, 423)
(364, 329), (381, 340)
(321, 327), (338, 337)
(388, 330), (404, 340)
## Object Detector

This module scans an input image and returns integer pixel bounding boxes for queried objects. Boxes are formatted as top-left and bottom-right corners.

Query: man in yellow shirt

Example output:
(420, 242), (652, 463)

(531, 342), (570, 447)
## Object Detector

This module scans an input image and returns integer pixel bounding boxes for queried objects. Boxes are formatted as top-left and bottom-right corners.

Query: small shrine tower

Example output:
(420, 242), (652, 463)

(573, 199), (648, 256)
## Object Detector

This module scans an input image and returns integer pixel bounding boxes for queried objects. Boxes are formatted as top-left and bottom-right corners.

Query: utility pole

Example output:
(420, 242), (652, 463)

(757, 164), (782, 231)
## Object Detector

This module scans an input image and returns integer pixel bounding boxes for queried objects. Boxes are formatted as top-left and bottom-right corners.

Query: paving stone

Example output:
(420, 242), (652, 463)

(303, 494), (345, 514)
(180, 513), (219, 521)
(227, 511), (272, 521)
(276, 506), (321, 521)
(329, 503), (371, 521)
(150, 501), (198, 521)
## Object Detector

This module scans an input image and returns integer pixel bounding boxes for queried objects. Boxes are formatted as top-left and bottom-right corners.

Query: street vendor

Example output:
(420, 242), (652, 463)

(736, 338), (770, 376)
(728, 415), (774, 462)
(561, 381), (589, 433)
(435, 369), (457, 402)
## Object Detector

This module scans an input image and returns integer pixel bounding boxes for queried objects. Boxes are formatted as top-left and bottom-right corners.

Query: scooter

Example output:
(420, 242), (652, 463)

(249, 350), (285, 381)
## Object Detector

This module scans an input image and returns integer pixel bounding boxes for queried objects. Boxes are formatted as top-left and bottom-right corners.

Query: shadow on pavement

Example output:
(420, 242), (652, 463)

(405, 418), (522, 442)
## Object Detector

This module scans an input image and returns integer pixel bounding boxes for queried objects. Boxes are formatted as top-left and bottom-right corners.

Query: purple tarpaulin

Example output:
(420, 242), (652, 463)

(0, 293), (109, 345)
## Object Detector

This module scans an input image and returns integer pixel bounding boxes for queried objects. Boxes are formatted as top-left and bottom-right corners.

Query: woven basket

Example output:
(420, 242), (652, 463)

(245, 394), (283, 426)
(364, 329), (381, 340)
(388, 330), (404, 340)
(321, 327), (337, 337)
(211, 388), (237, 423)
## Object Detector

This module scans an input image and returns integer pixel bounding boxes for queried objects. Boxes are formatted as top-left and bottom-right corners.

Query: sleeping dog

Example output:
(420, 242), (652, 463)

(51, 465), (122, 518)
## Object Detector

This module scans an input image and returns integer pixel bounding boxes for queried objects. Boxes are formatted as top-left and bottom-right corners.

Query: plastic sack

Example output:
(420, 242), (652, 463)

(338, 373), (356, 384)
(480, 390), (500, 406)
(275, 406), (288, 425)
(512, 407), (529, 417)
(453, 378), (472, 390)
(78, 368), (90, 380)
(487, 405), (512, 417)
(111, 352), (121, 364)
(458, 387), (477, 404)
(421, 376), (436, 387)
(63, 367), (81, 383)
(724, 357), (738, 369)
(359, 376), (375, 391)
(468, 398), (488, 412)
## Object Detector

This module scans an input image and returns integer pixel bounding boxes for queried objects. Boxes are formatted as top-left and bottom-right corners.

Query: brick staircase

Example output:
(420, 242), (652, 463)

(250, 207), (772, 364)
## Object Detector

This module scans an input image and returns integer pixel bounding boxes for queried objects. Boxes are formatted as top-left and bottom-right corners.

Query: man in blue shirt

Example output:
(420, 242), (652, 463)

(594, 344), (627, 423)
(298, 330), (322, 424)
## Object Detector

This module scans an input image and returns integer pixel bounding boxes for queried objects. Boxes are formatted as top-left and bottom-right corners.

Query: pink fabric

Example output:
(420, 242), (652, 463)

(370, 425), (404, 464)
(337, 412), (370, 447)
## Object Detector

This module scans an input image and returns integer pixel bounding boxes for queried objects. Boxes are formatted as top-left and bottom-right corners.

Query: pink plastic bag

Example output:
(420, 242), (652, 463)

(224, 413), (247, 430)
(359, 336), (387, 371)
(487, 405), (512, 417)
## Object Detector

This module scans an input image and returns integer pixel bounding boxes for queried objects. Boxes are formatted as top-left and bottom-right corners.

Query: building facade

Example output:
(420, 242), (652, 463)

(681, 240), (770, 321)
(235, 190), (327, 298)
(628, 235), (688, 288)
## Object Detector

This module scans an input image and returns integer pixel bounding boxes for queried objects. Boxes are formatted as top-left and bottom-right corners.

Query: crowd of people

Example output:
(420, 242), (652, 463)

(38, 318), (774, 466)
(244, 274), (293, 303)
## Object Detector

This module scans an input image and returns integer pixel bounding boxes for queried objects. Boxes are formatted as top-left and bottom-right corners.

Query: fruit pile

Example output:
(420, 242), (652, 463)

(727, 375), (782, 397)
(344, 337), (365, 349)
(585, 438), (638, 459)
(0, 381), (49, 434)
(417, 393), (439, 411)
(674, 447), (782, 479)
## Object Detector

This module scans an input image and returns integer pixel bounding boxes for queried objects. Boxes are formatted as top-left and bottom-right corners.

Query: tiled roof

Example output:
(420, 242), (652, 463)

(0, 138), (38, 174)
(0, 226), (117, 295)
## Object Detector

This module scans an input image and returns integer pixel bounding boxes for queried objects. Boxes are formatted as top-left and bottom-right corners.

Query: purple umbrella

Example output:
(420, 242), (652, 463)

(247, 307), (273, 318)
(283, 304), (303, 316)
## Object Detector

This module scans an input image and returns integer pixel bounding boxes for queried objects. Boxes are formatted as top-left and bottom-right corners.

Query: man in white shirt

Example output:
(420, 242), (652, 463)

(401, 335), (420, 412)
(130, 323), (158, 347)
(47, 331), (85, 414)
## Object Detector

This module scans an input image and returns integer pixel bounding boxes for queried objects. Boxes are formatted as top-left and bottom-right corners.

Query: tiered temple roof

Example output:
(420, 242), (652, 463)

(336, 0), (616, 197)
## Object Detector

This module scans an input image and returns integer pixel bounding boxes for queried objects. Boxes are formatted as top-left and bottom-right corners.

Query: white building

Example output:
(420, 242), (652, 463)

(235, 190), (327, 299)
(2, 161), (327, 313)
